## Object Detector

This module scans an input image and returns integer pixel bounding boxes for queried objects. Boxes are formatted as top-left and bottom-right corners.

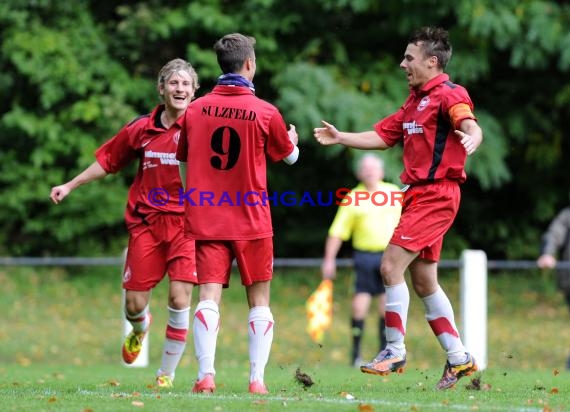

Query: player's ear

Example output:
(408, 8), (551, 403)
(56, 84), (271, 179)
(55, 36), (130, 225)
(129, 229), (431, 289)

(428, 55), (438, 68)
(245, 55), (255, 71)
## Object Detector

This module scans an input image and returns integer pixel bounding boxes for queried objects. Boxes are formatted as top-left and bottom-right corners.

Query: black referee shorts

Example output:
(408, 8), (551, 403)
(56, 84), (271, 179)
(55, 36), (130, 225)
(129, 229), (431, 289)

(353, 250), (385, 295)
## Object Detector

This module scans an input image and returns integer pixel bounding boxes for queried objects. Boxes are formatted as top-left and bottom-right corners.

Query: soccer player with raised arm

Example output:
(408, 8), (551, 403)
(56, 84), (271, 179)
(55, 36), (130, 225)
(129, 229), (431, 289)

(314, 26), (483, 390)
(50, 59), (199, 389)
(176, 33), (299, 395)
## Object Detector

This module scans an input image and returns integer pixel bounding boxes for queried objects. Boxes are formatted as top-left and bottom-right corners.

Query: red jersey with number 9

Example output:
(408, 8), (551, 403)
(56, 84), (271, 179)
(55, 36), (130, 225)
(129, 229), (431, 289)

(176, 85), (295, 240)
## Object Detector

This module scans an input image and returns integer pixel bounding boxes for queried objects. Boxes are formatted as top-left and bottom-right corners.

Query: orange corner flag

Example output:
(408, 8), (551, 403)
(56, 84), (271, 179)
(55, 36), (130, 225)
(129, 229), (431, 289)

(306, 279), (333, 343)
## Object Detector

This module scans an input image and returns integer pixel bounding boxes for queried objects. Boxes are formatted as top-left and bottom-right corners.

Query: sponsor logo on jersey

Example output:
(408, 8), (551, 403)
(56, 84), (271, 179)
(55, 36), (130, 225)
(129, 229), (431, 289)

(144, 150), (179, 165)
(142, 160), (157, 170)
(403, 121), (424, 136)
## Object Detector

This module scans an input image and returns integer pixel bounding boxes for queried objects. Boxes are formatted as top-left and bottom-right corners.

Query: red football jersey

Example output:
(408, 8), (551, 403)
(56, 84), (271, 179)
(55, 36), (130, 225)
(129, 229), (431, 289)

(96, 104), (185, 229)
(375, 74), (476, 184)
(176, 85), (295, 240)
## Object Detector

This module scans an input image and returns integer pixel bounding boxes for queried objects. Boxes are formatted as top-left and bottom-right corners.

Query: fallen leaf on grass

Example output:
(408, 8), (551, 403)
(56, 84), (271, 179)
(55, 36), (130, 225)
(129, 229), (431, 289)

(111, 393), (126, 398)
(131, 401), (144, 407)
(17, 355), (32, 366)
(295, 367), (314, 388)
(553, 369), (559, 376)
(550, 388), (559, 394)
(466, 376), (480, 390)
(107, 379), (120, 386)
(48, 396), (57, 403)
(465, 375), (491, 391)
(358, 403), (374, 411)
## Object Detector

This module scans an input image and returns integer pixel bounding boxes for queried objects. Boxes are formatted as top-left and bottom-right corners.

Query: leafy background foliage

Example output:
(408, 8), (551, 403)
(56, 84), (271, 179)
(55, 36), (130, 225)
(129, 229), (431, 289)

(1, 0), (569, 259)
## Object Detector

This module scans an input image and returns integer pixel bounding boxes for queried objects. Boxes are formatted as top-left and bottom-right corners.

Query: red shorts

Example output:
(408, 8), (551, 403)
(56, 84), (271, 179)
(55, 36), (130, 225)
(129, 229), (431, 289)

(195, 238), (273, 287)
(390, 181), (460, 262)
(122, 214), (197, 291)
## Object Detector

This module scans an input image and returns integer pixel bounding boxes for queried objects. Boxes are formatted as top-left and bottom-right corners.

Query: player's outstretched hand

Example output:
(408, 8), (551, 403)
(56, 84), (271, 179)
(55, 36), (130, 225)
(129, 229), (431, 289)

(50, 184), (71, 204)
(455, 129), (478, 155)
(288, 123), (299, 146)
(314, 120), (341, 146)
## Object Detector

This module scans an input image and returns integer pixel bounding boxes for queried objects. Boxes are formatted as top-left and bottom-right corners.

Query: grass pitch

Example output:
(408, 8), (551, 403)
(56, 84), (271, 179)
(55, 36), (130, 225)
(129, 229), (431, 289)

(1, 363), (566, 411)
(0, 265), (569, 410)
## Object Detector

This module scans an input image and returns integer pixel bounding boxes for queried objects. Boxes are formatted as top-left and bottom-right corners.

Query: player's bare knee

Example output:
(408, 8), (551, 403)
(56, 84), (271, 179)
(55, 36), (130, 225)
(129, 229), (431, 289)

(168, 294), (190, 310)
(124, 292), (150, 315)
(380, 261), (395, 284)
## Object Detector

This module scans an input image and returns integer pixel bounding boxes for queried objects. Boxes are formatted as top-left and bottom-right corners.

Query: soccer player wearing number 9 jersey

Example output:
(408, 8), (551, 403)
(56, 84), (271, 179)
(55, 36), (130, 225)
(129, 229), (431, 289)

(176, 33), (299, 395)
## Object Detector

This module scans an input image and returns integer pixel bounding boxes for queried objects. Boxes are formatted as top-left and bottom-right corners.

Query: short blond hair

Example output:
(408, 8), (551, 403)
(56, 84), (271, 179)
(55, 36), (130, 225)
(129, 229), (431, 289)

(157, 58), (199, 94)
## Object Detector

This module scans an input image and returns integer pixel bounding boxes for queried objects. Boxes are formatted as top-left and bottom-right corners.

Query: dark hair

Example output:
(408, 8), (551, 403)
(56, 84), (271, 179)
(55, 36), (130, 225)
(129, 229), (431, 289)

(409, 27), (452, 69)
(213, 33), (256, 74)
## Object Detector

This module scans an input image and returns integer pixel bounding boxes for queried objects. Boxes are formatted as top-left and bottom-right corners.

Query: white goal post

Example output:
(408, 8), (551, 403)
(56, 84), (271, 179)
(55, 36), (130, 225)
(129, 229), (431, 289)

(460, 249), (488, 370)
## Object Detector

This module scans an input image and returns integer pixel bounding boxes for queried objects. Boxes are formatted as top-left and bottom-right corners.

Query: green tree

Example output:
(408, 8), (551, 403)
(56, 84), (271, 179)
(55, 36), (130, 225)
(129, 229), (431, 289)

(0, 1), (148, 255)
(1, 0), (569, 260)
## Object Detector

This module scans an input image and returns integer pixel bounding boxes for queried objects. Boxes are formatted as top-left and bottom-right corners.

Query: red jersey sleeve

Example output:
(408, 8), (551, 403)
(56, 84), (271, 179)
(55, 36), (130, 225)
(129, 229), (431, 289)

(374, 108), (406, 147)
(95, 122), (139, 173)
(374, 95), (415, 146)
(443, 86), (475, 129)
(265, 110), (294, 162)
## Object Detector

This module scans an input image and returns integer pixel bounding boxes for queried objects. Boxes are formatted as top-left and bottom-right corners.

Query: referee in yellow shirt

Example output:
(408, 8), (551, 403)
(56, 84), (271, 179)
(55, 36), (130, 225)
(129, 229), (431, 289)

(321, 154), (402, 367)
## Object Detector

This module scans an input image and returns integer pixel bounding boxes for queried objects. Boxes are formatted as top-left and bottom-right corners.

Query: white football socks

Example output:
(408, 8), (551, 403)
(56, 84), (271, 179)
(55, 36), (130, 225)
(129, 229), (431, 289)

(193, 300), (219, 380)
(126, 305), (150, 334)
(248, 306), (274, 383)
(423, 286), (467, 364)
(384, 282), (409, 357)
(157, 306), (190, 379)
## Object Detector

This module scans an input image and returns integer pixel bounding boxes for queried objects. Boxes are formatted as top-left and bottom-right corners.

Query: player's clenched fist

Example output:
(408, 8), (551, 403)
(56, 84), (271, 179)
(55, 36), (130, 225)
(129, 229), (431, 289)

(50, 184), (71, 204)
